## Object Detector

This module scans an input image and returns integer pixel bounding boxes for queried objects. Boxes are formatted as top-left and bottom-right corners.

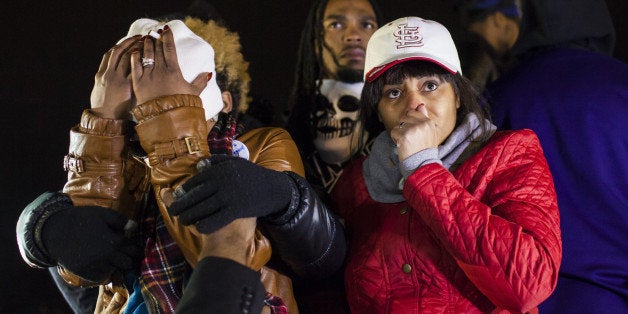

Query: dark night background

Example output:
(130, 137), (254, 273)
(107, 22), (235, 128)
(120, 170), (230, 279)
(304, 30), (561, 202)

(2, 1), (626, 312)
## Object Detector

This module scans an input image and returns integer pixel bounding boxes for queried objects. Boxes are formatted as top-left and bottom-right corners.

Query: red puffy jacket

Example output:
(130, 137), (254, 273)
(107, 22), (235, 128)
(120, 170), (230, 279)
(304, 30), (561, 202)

(333, 130), (561, 313)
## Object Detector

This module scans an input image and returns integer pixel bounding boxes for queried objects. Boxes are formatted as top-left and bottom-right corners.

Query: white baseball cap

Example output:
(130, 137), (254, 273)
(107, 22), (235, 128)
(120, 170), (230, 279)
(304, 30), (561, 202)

(119, 18), (223, 121)
(364, 16), (462, 82)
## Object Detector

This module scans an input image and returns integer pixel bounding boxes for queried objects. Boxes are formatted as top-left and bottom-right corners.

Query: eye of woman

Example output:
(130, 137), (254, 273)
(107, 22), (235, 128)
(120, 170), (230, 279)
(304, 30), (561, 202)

(424, 81), (438, 92)
(384, 88), (402, 99)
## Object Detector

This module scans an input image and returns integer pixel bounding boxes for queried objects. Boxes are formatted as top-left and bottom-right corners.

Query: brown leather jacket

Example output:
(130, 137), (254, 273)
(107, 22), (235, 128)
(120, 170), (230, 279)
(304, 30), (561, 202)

(60, 94), (302, 313)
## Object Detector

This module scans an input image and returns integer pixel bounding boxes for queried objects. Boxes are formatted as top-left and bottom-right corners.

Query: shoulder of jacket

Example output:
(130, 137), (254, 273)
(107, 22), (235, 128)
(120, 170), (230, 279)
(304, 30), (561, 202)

(245, 126), (288, 135)
(239, 127), (292, 143)
(490, 129), (540, 146)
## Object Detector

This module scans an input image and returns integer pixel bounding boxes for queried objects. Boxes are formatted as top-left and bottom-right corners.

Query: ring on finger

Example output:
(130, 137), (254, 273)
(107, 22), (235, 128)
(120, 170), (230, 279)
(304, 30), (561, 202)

(141, 57), (155, 67)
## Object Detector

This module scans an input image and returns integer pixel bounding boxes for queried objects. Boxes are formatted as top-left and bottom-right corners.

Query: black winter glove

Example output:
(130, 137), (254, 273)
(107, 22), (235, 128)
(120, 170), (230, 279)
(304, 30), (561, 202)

(22, 192), (141, 283)
(169, 155), (295, 234)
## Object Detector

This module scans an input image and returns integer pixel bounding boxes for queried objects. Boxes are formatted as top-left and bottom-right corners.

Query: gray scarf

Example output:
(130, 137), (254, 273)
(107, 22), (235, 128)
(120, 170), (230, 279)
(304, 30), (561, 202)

(363, 113), (496, 203)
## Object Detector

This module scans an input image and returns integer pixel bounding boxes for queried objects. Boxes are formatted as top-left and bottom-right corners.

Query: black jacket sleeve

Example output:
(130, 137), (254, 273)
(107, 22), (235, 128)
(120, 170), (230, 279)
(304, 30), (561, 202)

(176, 257), (265, 314)
(259, 172), (347, 279)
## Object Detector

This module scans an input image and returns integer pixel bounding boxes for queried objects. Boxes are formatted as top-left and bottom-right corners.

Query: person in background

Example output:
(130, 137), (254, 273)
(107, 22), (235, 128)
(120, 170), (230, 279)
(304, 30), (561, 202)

(333, 16), (561, 313)
(17, 17), (346, 314)
(453, 0), (522, 92)
(284, 0), (383, 202)
(282, 1), (383, 312)
(486, 0), (628, 312)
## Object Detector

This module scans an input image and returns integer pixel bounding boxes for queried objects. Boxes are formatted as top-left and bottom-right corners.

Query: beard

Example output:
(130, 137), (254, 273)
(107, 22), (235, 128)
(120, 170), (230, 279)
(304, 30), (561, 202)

(336, 67), (364, 83)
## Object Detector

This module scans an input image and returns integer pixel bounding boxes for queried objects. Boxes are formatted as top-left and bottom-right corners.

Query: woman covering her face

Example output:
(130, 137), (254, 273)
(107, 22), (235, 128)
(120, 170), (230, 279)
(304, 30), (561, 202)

(332, 16), (562, 313)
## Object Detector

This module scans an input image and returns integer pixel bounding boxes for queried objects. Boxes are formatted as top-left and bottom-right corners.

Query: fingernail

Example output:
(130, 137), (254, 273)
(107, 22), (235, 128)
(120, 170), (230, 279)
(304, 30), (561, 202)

(164, 25), (170, 31)
(207, 72), (213, 81)
(157, 28), (163, 34)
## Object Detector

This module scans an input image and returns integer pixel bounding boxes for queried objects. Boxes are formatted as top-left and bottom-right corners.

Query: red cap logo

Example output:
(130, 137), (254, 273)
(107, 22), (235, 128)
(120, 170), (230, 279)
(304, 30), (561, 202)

(394, 23), (423, 49)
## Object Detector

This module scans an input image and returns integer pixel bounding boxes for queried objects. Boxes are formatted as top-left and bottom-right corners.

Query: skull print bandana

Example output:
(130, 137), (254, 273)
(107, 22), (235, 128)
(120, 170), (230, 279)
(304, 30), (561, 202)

(313, 79), (367, 164)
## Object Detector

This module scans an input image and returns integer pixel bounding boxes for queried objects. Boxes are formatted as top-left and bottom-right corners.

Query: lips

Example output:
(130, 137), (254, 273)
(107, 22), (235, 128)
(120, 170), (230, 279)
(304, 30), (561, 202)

(341, 47), (365, 60)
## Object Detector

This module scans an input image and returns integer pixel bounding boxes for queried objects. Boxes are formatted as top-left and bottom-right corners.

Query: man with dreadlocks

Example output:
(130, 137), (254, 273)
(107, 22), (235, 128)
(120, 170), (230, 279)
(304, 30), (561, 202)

(284, 0), (383, 204)
(17, 16), (346, 314)
(281, 1), (383, 312)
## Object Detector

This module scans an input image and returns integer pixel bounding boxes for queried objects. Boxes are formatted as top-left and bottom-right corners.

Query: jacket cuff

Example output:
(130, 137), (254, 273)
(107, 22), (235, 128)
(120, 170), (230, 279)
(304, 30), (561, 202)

(131, 94), (204, 123)
(16, 191), (71, 268)
(65, 109), (129, 168)
(63, 112), (130, 208)
(79, 109), (130, 137)
(132, 95), (210, 167)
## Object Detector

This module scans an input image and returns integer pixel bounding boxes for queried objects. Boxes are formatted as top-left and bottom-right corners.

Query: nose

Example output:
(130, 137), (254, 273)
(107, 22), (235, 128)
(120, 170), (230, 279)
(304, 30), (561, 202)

(344, 23), (363, 43)
(405, 91), (424, 111)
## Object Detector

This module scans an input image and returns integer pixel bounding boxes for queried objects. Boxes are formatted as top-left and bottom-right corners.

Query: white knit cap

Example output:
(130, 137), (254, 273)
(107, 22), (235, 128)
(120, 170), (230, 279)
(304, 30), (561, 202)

(119, 18), (223, 121)
(364, 16), (462, 82)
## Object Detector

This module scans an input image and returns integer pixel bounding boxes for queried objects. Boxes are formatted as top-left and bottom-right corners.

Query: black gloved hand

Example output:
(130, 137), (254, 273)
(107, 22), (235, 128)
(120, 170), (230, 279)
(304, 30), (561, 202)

(35, 193), (141, 283)
(169, 155), (295, 234)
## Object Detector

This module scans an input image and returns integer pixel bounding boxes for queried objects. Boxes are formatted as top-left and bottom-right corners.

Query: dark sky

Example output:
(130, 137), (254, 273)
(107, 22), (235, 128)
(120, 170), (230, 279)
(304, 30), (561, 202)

(2, 1), (626, 312)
